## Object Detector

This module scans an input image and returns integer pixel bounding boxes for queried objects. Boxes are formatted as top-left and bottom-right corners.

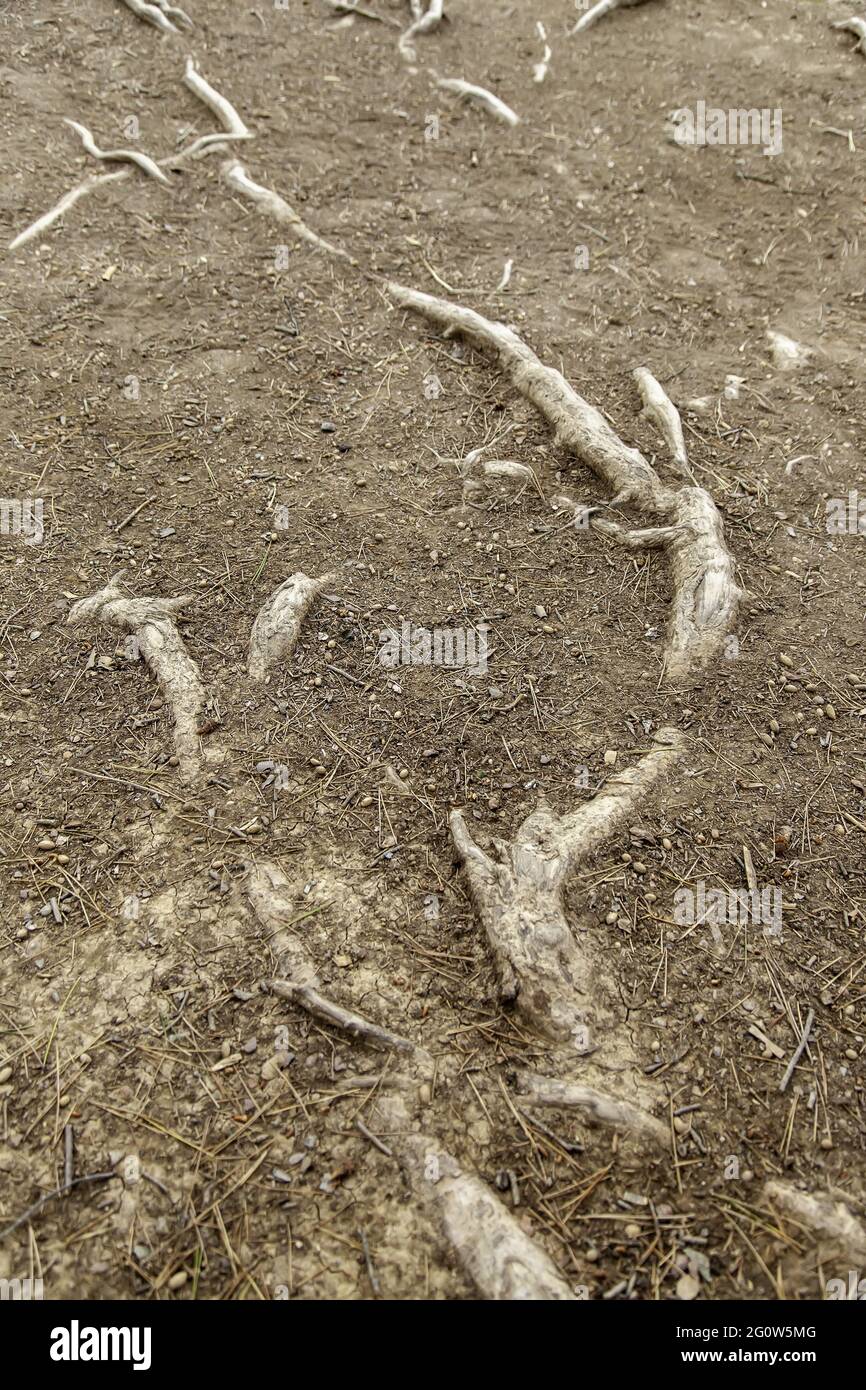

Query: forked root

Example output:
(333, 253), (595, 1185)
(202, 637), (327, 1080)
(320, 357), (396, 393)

(516, 1071), (669, 1147)
(763, 1182), (866, 1264)
(248, 571), (336, 680)
(388, 281), (741, 683)
(246, 858), (574, 1299)
(398, 0), (444, 61)
(67, 573), (215, 780)
(449, 728), (683, 1046)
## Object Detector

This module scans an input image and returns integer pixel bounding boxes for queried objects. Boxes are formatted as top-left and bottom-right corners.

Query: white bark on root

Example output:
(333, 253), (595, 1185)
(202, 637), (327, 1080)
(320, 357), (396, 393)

(248, 571), (336, 680)
(763, 1182), (866, 1264)
(516, 1071), (670, 1147)
(222, 162), (356, 263)
(633, 367), (689, 475)
(533, 22), (552, 83)
(572, 0), (654, 35)
(182, 58), (250, 139)
(119, 0), (193, 33)
(63, 120), (170, 185)
(832, 17), (866, 53)
(8, 171), (127, 251)
(387, 281), (741, 683)
(67, 574), (213, 781)
(247, 858), (573, 1299)
(449, 728), (683, 1045)
(391, 1125), (577, 1299)
(398, 0), (444, 61)
(436, 79), (520, 127)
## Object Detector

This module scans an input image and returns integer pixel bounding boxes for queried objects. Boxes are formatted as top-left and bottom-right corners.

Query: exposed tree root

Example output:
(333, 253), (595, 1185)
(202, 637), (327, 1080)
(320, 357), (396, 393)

(8, 171), (127, 252)
(182, 57), (250, 140)
(63, 119), (170, 185)
(119, 0), (193, 33)
(387, 282), (742, 683)
(533, 21), (552, 83)
(516, 1072), (670, 1147)
(447, 727), (683, 1046)
(67, 573), (215, 781)
(398, 0), (444, 62)
(832, 16), (866, 54)
(248, 571), (336, 680)
(572, 0), (655, 35)
(633, 367), (689, 476)
(221, 162), (356, 262)
(246, 858), (574, 1299)
(763, 1181), (866, 1264)
(436, 78), (520, 126)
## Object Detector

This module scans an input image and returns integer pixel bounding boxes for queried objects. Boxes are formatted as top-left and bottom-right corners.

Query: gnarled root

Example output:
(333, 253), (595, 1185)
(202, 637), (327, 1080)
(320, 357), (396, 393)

(388, 281), (742, 683)
(248, 571), (336, 680)
(246, 858), (574, 1299)
(67, 573), (216, 781)
(450, 727), (683, 1047)
(516, 1072), (669, 1147)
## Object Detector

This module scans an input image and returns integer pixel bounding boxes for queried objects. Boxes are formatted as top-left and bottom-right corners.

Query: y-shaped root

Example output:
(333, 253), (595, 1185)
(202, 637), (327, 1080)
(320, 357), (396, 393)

(398, 0), (444, 62)
(248, 571), (336, 680)
(68, 573), (215, 781)
(449, 727), (683, 1047)
(388, 281), (742, 683)
(246, 858), (575, 1299)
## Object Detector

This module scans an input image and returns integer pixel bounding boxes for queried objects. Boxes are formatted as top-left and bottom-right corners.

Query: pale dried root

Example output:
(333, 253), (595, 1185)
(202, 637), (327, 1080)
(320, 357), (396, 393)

(449, 729), (683, 1045)
(398, 0), (444, 61)
(67, 573), (215, 781)
(633, 367), (689, 475)
(572, 0), (655, 35)
(436, 78), (520, 127)
(763, 1182), (866, 1264)
(248, 571), (336, 680)
(8, 171), (127, 251)
(832, 16), (866, 53)
(63, 120), (170, 185)
(392, 1126), (577, 1299)
(222, 162), (356, 262)
(119, 0), (193, 33)
(388, 280), (741, 683)
(182, 57), (250, 139)
(533, 21), (552, 83)
(516, 1072), (670, 1147)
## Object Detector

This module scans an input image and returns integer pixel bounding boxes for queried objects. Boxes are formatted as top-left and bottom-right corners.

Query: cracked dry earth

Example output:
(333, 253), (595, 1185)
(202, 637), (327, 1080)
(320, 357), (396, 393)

(0, 0), (865, 1302)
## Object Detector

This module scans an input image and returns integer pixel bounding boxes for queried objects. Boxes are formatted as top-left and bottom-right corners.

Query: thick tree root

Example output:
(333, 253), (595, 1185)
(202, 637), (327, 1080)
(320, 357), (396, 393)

(516, 1072), (669, 1147)
(436, 78), (520, 127)
(448, 727), (683, 1046)
(246, 858), (574, 1299)
(67, 574), (215, 781)
(387, 282), (742, 683)
(248, 571), (336, 680)
(572, 0), (655, 35)
(763, 1182), (866, 1264)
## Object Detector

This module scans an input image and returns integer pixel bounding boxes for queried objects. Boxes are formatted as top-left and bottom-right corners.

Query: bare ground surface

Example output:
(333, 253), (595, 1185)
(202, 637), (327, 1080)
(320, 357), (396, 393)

(0, 0), (864, 1301)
